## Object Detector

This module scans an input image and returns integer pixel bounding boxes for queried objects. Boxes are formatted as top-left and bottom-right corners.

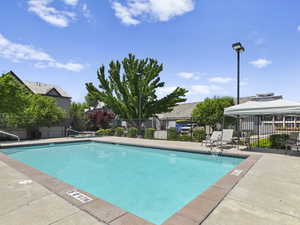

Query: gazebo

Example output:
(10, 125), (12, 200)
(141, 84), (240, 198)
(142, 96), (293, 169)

(224, 99), (300, 117)
(224, 99), (300, 149)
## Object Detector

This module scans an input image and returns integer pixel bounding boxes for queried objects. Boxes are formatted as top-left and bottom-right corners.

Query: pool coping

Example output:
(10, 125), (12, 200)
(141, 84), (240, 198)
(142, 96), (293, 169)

(0, 139), (261, 225)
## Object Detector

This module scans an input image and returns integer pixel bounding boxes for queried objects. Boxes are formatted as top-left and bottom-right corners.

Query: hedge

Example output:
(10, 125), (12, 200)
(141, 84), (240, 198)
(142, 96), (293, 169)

(144, 128), (155, 139)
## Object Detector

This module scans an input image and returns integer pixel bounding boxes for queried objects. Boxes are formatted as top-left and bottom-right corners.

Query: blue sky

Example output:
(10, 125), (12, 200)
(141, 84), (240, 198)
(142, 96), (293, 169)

(1, 0), (300, 102)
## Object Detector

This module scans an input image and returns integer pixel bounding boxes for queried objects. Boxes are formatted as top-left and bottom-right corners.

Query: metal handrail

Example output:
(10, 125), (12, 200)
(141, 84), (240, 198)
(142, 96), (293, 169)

(0, 130), (20, 141)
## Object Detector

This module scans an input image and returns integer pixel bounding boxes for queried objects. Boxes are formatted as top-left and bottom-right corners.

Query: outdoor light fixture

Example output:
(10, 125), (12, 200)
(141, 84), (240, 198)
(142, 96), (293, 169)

(232, 42), (245, 53)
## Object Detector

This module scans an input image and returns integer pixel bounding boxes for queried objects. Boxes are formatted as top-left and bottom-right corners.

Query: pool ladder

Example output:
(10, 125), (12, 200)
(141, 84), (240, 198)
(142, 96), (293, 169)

(0, 130), (20, 142)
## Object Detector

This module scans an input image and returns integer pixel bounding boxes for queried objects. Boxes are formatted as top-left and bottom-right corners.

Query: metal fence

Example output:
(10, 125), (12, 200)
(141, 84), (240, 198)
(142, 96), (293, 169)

(224, 114), (300, 151)
(1, 113), (300, 153)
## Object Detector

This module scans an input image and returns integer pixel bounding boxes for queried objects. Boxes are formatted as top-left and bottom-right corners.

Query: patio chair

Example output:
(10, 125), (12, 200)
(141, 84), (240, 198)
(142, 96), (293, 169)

(202, 131), (222, 146)
(215, 129), (234, 147)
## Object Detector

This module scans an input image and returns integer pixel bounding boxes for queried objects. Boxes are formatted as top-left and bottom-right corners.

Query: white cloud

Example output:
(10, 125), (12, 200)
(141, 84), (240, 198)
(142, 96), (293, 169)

(112, 2), (140, 25)
(82, 3), (92, 20)
(177, 72), (200, 80)
(208, 77), (233, 84)
(0, 33), (84, 72)
(28, 0), (76, 27)
(111, 0), (195, 25)
(178, 72), (194, 79)
(63, 0), (79, 6)
(298, 26), (300, 31)
(249, 58), (272, 68)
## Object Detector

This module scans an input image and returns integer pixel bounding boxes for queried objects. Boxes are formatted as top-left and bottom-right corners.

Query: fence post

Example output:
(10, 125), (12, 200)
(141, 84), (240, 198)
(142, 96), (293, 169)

(257, 115), (260, 148)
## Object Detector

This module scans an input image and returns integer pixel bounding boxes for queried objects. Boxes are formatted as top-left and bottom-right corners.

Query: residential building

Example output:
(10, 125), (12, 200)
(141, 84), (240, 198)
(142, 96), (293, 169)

(8, 71), (71, 111)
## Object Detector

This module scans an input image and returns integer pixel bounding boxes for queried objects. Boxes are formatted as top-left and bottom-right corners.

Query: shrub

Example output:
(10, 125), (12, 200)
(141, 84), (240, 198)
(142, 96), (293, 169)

(269, 134), (289, 149)
(167, 128), (178, 140)
(115, 127), (124, 136)
(127, 127), (138, 138)
(250, 138), (272, 148)
(192, 128), (206, 142)
(104, 129), (114, 136)
(96, 128), (113, 136)
(179, 134), (192, 142)
(144, 128), (155, 139)
(250, 134), (289, 149)
(96, 129), (105, 136)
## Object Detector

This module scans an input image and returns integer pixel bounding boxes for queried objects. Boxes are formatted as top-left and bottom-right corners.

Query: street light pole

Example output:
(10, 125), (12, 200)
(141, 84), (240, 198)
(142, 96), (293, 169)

(237, 49), (240, 104)
(232, 42), (245, 145)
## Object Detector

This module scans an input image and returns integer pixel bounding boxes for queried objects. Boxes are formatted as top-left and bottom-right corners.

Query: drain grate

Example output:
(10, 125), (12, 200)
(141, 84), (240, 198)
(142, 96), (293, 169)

(66, 190), (93, 203)
(231, 169), (243, 176)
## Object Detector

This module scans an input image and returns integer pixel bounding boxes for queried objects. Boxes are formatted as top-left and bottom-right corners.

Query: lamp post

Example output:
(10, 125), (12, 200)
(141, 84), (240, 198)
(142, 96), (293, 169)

(232, 42), (245, 104)
(232, 42), (245, 144)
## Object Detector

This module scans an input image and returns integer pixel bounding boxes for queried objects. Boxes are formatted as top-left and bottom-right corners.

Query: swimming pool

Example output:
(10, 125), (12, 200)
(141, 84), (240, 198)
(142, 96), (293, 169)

(1, 141), (243, 225)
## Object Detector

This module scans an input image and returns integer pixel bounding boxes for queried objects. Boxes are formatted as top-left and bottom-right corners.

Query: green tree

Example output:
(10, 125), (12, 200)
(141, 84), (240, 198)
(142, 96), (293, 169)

(22, 95), (65, 128)
(86, 54), (188, 129)
(68, 102), (90, 131)
(0, 72), (29, 114)
(192, 97), (234, 130)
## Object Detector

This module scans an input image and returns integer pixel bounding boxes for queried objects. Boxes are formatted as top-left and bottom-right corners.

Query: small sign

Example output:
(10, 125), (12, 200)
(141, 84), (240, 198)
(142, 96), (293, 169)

(66, 190), (93, 203)
(231, 169), (243, 176)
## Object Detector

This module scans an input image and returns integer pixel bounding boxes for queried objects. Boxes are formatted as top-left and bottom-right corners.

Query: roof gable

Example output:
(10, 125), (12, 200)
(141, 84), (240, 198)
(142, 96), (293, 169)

(46, 88), (62, 97)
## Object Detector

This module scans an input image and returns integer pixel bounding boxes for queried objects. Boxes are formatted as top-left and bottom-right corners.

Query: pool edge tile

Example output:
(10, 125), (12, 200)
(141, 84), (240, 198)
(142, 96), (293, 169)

(80, 199), (127, 223)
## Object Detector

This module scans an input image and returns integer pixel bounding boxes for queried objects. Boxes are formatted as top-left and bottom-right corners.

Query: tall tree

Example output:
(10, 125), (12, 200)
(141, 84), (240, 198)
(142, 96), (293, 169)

(68, 102), (90, 131)
(192, 97), (234, 130)
(0, 73), (65, 138)
(86, 54), (188, 128)
(0, 73), (29, 114)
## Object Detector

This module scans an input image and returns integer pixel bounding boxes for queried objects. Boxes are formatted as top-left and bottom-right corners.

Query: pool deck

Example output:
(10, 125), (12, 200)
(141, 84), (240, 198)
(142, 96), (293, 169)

(0, 137), (300, 225)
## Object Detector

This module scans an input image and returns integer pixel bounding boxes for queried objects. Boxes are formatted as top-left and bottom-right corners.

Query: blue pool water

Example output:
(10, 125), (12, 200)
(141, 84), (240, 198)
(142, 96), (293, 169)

(1, 141), (243, 224)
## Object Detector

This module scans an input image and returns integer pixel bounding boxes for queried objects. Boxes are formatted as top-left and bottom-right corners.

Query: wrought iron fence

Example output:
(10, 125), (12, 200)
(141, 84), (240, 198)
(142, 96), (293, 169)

(1, 112), (299, 153)
(223, 114), (300, 152)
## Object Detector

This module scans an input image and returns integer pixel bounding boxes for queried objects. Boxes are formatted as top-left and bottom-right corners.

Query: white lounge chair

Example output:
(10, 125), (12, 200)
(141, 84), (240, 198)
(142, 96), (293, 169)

(202, 131), (222, 146)
(216, 129), (234, 146)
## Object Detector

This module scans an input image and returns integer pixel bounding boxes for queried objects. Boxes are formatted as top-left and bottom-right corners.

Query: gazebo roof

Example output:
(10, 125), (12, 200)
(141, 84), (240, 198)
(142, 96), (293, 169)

(224, 99), (300, 117)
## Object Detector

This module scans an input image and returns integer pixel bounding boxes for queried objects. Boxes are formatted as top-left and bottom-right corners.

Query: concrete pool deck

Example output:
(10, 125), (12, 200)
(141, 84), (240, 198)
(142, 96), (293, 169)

(0, 137), (300, 225)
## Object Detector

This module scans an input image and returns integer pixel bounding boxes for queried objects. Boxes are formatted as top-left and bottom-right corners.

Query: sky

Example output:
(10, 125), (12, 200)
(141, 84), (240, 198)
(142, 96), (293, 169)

(1, 0), (300, 103)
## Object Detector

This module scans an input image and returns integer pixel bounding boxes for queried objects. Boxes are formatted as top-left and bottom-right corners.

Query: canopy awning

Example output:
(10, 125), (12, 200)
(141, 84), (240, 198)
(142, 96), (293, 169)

(224, 99), (300, 117)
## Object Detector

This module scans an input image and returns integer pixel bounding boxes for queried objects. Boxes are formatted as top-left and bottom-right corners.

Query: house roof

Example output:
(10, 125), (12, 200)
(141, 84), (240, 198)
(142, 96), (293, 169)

(8, 71), (71, 98)
(24, 81), (71, 98)
(157, 102), (200, 119)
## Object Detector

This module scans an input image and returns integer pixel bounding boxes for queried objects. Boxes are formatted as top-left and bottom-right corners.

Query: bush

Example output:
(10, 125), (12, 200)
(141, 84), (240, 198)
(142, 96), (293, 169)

(192, 128), (206, 142)
(269, 134), (289, 149)
(250, 134), (289, 149)
(250, 138), (272, 148)
(96, 129), (105, 136)
(179, 134), (192, 142)
(167, 128), (178, 140)
(96, 128), (113, 136)
(114, 127), (124, 137)
(104, 129), (114, 136)
(127, 127), (138, 138)
(144, 128), (155, 139)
